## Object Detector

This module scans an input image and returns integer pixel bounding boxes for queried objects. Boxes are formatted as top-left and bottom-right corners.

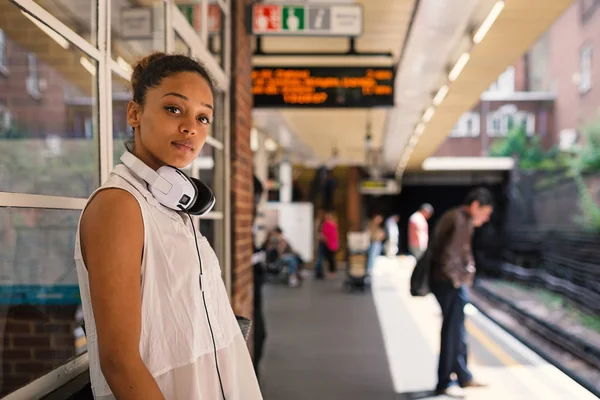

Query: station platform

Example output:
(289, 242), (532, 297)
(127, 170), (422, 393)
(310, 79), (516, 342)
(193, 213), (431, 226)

(260, 257), (597, 399)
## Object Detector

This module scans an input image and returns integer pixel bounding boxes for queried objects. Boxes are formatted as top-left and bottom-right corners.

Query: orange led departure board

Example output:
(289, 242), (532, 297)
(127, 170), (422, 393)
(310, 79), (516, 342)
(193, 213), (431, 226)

(252, 66), (394, 108)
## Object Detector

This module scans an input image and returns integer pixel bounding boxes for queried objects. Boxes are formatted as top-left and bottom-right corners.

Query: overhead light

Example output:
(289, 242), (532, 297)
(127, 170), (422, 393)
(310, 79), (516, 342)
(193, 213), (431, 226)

(473, 1), (505, 44)
(449, 52), (471, 82)
(80, 57), (97, 76)
(22, 11), (70, 50)
(433, 85), (449, 105)
(415, 123), (425, 136)
(422, 106), (435, 123)
(409, 135), (419, 147)
(117, 57), (133, 75)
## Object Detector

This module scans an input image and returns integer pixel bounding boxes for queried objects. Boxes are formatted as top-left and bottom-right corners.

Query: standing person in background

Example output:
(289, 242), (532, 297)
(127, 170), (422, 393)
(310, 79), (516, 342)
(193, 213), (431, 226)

(314, 210), (326, 280)
(367, 214), (385, 275)
(322, 170), (336, 211)
(320, 210), (339, 278)
(408, 203), (434, 260)
(429, 188), (493, 398)
(252, 175), (267, 381)
(384, 214), (400, 257)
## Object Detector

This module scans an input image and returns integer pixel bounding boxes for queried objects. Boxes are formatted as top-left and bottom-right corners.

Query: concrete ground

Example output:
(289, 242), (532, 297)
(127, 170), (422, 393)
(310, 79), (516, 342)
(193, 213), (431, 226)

(259, 256), (597, 400)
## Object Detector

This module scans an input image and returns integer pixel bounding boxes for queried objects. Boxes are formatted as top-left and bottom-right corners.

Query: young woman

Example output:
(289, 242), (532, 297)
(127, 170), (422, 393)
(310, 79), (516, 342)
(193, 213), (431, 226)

(75, 53), (262, 399)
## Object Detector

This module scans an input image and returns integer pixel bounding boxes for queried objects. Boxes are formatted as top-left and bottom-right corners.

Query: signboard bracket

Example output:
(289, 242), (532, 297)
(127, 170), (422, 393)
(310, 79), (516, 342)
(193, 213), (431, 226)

(253, 37), (393, 59)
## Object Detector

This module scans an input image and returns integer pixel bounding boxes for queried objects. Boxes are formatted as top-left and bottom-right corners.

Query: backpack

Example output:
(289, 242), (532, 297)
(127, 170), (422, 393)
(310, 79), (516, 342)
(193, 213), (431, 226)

(410, 248), (432, 297)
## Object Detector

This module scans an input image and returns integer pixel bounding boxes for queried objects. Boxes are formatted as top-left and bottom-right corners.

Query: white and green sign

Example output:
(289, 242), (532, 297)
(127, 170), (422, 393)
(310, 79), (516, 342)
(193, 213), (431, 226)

(252, 3), (363, 37)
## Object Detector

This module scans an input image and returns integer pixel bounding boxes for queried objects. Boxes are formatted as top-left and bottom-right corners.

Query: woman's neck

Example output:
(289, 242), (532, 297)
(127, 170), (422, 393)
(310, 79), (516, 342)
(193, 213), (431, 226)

(133, 147), (165, 171)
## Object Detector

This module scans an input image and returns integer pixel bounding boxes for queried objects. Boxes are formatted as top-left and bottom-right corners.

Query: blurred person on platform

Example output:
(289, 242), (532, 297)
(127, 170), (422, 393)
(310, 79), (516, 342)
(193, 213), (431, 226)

(367, 214), (386, 274)
(384, 214), (400, 257)
(429, 188), (493, 398)
(408, 203), (434, 260)
(315, 210), (339, 279)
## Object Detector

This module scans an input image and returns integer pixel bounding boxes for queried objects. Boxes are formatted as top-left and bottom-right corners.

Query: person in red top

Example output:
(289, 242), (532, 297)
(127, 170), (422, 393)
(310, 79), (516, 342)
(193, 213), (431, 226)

(320, 210), (339, 278)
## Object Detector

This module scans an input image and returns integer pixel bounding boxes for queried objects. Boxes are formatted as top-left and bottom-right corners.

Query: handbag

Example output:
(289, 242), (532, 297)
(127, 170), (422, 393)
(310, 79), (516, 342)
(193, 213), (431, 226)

(410, 247), (432, 297)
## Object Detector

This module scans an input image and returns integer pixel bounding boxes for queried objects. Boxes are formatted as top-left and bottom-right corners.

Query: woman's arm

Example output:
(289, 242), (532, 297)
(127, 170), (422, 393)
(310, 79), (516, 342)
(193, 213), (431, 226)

(80, 189), (165, 399)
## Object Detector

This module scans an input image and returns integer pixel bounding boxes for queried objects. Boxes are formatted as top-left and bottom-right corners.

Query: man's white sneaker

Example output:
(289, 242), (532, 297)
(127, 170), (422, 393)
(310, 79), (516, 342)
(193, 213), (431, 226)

(288, 275), (299, 287)
(437, 385), (465, 398)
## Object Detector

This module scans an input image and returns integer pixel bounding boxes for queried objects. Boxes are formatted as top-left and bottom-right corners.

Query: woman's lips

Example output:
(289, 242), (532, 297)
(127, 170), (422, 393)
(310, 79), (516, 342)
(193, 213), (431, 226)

(172, 141), (194, 153)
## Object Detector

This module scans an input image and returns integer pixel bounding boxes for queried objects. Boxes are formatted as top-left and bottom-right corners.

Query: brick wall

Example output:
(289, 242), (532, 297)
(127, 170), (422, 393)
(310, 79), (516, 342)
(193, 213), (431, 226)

(0, 37), (69, 138)
(514, 55), (529, 91)
(230, 0), (254, 319)
(0, 305), (79, 396)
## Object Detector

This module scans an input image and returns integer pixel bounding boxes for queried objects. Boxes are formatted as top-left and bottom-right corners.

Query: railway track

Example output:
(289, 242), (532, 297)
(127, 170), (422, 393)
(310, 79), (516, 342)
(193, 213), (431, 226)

(471, 284), (600, 398)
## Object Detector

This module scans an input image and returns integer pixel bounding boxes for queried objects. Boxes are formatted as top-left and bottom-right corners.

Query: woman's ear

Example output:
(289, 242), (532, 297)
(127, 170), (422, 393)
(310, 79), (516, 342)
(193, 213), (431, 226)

(127, 101), (142, 129)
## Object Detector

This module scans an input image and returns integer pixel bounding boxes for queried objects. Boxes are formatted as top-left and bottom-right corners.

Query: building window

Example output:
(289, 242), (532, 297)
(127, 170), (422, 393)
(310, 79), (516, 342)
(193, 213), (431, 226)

(487, 105), (536, 137)
(450, 112), (480, 137)
(580, 44), (592, 94)
(26, 53), (41, 99)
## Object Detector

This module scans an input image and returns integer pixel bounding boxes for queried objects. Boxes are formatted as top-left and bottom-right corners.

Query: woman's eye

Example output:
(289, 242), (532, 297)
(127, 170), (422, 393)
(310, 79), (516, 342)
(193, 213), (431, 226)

(198, 116), (211, 125)
(165, 106), (181, 114)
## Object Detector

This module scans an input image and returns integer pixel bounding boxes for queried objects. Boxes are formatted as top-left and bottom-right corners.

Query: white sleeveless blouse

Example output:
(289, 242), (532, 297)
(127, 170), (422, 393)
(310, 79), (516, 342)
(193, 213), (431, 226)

(74, 164), (263, 399)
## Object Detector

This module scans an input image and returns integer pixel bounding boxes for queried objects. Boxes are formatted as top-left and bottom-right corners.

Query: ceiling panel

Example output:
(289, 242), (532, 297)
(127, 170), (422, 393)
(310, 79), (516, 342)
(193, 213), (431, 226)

(280, 108), (388, 163)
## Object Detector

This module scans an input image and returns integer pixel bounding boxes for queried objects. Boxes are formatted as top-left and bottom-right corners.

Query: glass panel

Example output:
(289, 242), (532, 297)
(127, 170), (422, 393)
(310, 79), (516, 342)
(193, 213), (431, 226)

(28, 0), (98, 47)
(176, 2), (225, 68)
(0, 207), (83, 397)
(111, 1), (165, 66)
(210, 91), (225, 142)
(198, 218), (225, 279)
(175, 33), (191, 56)
(199, 219), (215, 249)
(0, 6), (99, 198)
(112, 72), (131, 165)
(196, 145), (224, 213)
(207, 2), (225, 68)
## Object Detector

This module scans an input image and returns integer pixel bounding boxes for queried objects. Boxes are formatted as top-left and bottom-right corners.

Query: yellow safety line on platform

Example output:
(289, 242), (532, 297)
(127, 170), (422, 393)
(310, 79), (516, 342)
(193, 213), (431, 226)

(466, 317), (563, 400)
(466, 319), (519, 367)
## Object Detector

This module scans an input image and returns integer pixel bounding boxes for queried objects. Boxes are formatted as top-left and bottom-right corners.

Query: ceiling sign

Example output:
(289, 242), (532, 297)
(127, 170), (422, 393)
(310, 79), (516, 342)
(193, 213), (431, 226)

(121, 7), (153, 40)
(360, 180), (400, 195)
(252, 66), (394, 108)
(252, 3), (363, 36)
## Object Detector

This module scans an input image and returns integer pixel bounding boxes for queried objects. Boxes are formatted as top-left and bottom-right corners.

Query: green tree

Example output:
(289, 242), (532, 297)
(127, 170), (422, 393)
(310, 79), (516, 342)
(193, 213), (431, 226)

(571, 119), (600, 173)
(489, 124), (564, 170)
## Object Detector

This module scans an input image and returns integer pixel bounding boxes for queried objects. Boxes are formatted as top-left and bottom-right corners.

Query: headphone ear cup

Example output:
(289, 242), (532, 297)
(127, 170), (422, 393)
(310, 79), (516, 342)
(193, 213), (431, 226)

(187, 178), (216, 216)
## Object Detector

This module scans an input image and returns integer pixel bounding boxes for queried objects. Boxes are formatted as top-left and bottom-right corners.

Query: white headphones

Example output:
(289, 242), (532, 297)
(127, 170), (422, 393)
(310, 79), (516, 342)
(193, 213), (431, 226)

(120, 151), (215, 216)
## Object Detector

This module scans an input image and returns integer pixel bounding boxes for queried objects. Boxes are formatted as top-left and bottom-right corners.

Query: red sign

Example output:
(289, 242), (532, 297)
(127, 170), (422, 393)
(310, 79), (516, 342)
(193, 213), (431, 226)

(253, 5), (281, 33)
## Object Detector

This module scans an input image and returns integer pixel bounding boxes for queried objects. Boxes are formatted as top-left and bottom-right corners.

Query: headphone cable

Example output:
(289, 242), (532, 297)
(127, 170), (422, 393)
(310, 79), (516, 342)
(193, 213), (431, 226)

(183, 211), (227, 400)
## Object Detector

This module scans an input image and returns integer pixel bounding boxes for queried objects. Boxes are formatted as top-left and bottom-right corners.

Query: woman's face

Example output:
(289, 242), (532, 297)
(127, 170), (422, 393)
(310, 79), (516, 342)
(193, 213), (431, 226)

(127, 71), (214, 170)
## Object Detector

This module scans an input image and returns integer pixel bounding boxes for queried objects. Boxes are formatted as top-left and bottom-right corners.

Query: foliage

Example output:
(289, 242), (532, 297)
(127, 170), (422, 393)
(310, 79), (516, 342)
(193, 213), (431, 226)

(0, 121), (29, 139)
(573, 173), (600, 233)
(570, 119), (600, 232)
(489, 124), (567, 171)
(570, 119), (600, 173)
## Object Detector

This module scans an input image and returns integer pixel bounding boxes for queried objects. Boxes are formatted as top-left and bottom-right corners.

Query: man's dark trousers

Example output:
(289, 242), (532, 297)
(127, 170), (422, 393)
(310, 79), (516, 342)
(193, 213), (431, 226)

(431, 281), (473, 390)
